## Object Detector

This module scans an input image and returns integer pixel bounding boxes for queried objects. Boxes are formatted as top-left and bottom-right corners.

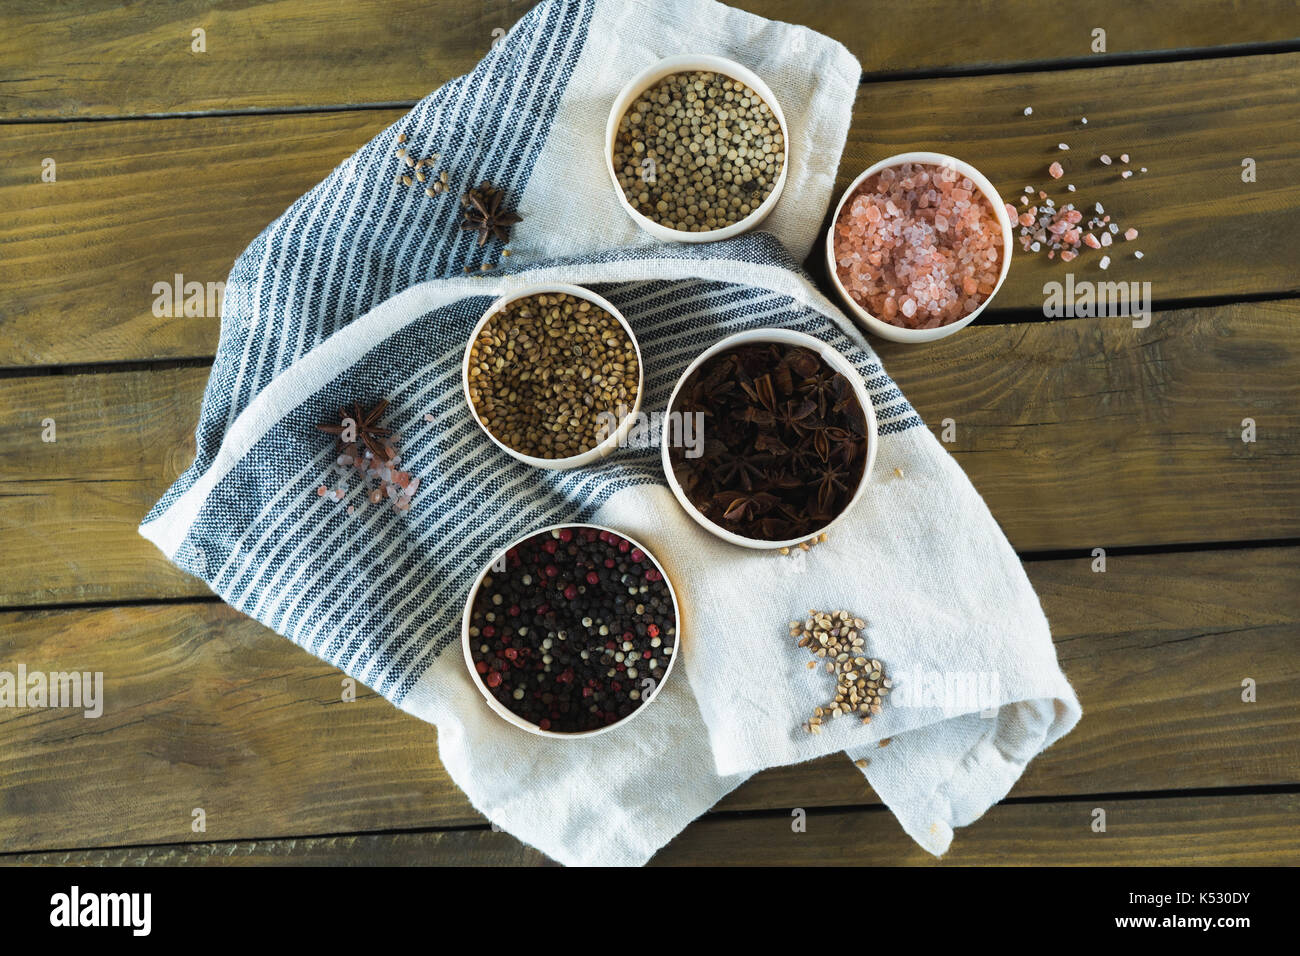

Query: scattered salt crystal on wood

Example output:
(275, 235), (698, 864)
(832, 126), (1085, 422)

(1058, 143), (1070, 150)
(1099, 255), (1111, 269)
(1099, 154), (1112, 165)
(1067, 184), (1076, 191)
(1081, 117), (1088, 124)
(1120, 154), (1129, 163)
(1124, 228), (1138, 240)
(1134, 251), (1144, 259)
(1048, 161), (1064, 179)
(1023, 106), (1033, 115)
(1121, 170), (1132, 179)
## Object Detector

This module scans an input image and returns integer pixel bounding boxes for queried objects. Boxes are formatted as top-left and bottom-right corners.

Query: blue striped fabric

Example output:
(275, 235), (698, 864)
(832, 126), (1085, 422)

(142, 0), (922, 706)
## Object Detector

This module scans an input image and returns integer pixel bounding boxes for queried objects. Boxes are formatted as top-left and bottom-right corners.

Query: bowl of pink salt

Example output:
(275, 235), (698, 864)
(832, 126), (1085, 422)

(826, 152), (1014, 343)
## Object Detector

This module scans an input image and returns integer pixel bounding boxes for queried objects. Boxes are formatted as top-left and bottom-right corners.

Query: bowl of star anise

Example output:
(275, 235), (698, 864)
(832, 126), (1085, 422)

(662, 329), (877, 549)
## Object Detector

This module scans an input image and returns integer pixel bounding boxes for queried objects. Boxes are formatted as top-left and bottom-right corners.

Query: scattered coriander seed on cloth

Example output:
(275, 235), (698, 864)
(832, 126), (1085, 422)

(791, 610), (890, 734)
(467, 292), (639, 460)
(613, 70), (786, 232)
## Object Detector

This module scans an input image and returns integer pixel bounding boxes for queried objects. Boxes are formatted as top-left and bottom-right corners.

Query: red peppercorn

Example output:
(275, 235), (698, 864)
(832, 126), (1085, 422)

(486, 672), (502, 688)
(645, 568), (662, 581)
(508, 604), (520, 616)
(563, 584), (578, 600)
(643, 650), (651, 659)
(558, 528), (573, 542)
(543, 539), (558, 554)
(630, 548), (644, 562)
(647, 624), (660, 638)
(482, 625), (496, 638)
(604, 558), (616, 568)
(538, 718), (551, 730)
(618, 539), (630, 553)
(586, 571), (600, 585)
(475, 661), (488, 674)
(544, 564), (559, 578)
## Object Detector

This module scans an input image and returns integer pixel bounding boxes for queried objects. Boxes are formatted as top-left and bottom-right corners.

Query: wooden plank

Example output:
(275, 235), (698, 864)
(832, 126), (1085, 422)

(4, 1), (1297, 119)
(0, 366), (208, 604)
(722, 545), (1300, 812)
(0, 111), (386, 367)
(879, 298), (1300, 553)
(1, 547), (1295, 854)
(0, 602), (467, 852)
(7, 793), (1297, 865)
(2, 300), (1296, 608)
(3, 53), (1299, 367)
(828, 51), (1300, 311)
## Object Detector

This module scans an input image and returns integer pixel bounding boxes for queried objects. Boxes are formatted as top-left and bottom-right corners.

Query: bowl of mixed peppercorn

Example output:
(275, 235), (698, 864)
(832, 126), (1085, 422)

(463, 284), (643, 469)
(662, 329), (877, 549)
(462, 524), (682, 737)
(606, 54), (789, 242)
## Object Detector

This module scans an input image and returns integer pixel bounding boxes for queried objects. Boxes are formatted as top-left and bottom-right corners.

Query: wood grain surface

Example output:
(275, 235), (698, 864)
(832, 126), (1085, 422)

(2, 0), (1297, 869)
(2, 301), (1294, 607)
(8, 792), (1297, 866)
(4, 53), (1298, 368)
(2, 547), (1293, 856)
(3, 0), (1296, 119)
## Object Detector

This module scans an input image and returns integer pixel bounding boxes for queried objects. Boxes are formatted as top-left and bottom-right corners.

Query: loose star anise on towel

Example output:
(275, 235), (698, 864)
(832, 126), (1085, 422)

(460, 181), (522, 247)
(318, 399), (391, 461)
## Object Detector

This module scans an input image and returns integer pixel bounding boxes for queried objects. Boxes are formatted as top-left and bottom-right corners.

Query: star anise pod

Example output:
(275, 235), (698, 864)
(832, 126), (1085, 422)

(460, 182), (522, 247)
(799, 368), (846, 417)
(714, 449), (772, 491)
(738, 371), (779, 413)
(713, 490), (780, 523)
(318, 399), (391, 462)
(775, 397), (818, 435)
(810, 461), (851, 515)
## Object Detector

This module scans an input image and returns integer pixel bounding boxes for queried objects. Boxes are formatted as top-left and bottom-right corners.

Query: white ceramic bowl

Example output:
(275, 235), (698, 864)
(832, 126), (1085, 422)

(825, 151), (1014, 344)
(661, 327), (878, 550)
(461, 523), (683, 738)
(605, 53), (789, 243)
(463, 283), (643, 470)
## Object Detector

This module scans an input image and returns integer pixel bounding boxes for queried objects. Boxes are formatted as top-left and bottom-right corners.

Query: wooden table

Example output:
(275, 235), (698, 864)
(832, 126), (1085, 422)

(2, 0), (1298, 866)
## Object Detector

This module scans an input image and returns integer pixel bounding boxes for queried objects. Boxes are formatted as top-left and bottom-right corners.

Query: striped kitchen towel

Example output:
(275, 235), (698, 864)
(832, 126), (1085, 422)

(141, 0), (1080, 865)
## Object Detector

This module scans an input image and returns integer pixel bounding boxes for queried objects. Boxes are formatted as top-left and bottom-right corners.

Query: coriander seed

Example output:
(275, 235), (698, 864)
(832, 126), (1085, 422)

(467, 291), (639, 460)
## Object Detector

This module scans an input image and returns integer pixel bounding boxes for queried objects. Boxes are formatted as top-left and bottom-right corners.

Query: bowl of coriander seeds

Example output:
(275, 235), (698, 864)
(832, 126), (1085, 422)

(606, 54), (789, 242)
(463, 284), (643, 470)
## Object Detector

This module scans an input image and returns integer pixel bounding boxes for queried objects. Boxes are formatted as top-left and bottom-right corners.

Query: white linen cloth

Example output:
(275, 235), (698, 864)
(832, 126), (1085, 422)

(140, 0), (1080, 865)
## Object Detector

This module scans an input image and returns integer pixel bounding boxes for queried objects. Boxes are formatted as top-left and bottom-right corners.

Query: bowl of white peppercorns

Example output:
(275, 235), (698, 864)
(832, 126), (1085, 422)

(463, 283), (644, 470)
(606, 54), (789, 243)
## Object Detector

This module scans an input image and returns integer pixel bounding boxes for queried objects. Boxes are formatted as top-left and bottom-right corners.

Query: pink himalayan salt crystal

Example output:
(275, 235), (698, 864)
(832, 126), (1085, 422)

(832, 162), (1005, 330)
(1124, 227), (1139, 241)
(1048, 161), (1064, 179)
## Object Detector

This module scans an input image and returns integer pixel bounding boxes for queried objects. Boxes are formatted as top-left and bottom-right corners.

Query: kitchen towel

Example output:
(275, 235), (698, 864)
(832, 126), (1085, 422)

(140, 0), (1080, 865)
